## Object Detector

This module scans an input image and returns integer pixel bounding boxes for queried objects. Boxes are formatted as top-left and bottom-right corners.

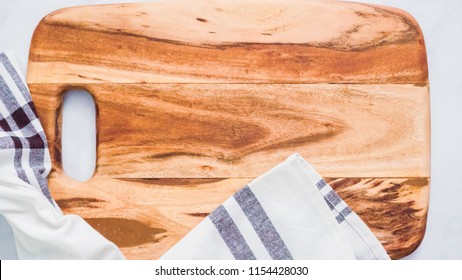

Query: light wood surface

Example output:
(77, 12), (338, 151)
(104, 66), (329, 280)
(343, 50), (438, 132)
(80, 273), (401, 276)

(26, 0), (430, 259)
(28, 0), (428, 84)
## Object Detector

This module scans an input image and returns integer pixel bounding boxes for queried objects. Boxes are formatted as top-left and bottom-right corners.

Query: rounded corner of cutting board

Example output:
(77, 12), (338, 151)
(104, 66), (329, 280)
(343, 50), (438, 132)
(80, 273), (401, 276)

(365, 2), (429, 81)
(393, 214), (428, 259)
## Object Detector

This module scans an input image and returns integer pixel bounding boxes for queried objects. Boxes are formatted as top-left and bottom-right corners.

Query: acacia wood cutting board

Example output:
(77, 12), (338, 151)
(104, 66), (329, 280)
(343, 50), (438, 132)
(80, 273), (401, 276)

(26, 0), (430, 259)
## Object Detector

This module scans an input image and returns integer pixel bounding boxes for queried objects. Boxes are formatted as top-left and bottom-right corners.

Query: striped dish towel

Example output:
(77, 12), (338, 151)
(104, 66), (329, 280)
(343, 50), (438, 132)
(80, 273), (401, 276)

(0, 51), (124, 259)
(162, 154), (390, 260)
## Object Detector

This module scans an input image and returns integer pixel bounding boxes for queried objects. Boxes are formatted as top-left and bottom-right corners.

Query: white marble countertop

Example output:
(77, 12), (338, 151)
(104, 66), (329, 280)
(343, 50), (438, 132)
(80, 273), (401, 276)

(1, 0), (461, 259)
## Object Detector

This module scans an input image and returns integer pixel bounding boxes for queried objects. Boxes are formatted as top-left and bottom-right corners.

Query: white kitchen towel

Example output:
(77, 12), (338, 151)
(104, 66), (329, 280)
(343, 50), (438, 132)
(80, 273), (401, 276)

(0, 51), (125, 259)
(162, 153), (390, 260)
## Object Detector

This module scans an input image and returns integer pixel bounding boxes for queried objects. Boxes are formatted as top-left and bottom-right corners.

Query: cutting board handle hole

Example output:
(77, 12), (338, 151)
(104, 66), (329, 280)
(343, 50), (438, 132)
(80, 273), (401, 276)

(61, 89), (96, 182)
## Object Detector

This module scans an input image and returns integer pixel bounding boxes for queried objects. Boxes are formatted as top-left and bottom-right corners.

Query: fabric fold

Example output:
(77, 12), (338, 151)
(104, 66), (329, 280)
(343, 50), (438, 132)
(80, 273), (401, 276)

(0, 51), (125, 259)
(161, 154), (390, 260)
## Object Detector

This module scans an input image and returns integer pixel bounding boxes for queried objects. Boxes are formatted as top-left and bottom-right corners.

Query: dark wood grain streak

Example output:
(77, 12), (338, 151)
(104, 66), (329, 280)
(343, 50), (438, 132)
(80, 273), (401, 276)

(327, 178), (429, 259)
(85, 218), (168, 248)
(56, 197), (105, 210)
(187, 212), (210, 218)
(118, 178), (226, 186)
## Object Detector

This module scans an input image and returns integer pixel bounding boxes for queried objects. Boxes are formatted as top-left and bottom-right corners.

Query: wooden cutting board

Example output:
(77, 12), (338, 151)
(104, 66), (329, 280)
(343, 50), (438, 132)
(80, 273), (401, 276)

(26, 0), (430, 259)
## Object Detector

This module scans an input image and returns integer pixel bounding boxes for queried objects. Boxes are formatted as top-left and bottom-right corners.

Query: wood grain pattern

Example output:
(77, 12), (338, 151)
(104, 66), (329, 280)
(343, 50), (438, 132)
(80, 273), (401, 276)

(27, 0), (428, 84)
(327, 177), (429, 258)
(29, 83), (429, 178)
(26, 0), (430, 259)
